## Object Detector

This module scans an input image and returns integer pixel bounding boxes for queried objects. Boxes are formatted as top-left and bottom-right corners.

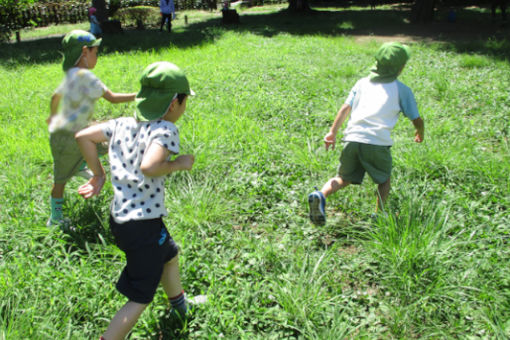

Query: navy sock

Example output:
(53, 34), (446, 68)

(169, 291), (187, 318)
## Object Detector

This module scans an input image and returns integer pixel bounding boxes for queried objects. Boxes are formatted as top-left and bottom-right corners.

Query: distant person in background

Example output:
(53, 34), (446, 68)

(160, 0), (175, 32)
(89, 7), (102, 37)
(369, 0), (381, 10)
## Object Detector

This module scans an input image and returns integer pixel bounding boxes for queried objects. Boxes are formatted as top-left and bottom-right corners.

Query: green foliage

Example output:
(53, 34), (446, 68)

(0, 0), (35, 7)
(0, 0), (36, 41)
(114, 5), (160, 29)
(0, 4), (509, 339)
(108, 0), (123, 17)
(119, 0), (159, 7)
(0, 0), (88, 42)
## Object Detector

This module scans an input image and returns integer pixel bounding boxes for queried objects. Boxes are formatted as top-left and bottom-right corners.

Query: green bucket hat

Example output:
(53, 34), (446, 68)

(135, 62), (194, 122)
(369, 42), (410, 83)
(62, 30), (101, 71)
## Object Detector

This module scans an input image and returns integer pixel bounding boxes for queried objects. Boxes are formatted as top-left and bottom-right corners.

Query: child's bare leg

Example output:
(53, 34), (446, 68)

(161, 255), (183, 298)
(321, 176), (351, 198)
(102, 301), (147, 340)
(376, 178), (391, 212)
(51, 182), (66, 198)
(161, 255), (189, 318)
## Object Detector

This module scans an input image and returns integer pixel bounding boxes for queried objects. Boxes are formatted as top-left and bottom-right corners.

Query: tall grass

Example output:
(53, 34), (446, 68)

(0, 5), (509, 339)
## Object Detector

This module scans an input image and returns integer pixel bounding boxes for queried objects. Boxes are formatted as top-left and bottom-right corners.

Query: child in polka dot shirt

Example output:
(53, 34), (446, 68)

(75, 62), (202, 340)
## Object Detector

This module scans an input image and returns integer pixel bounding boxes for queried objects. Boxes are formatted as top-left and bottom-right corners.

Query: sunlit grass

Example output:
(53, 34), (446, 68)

(1, 4), (509, 339)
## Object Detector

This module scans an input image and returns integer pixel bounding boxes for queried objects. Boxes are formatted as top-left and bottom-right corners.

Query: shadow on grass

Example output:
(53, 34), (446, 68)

(1, 5), (508, 66)
(63, 195), (115, 250)
(150, 314), (190, 340)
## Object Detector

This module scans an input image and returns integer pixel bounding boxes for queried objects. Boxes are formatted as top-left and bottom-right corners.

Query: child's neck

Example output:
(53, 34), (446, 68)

(75, 59), (91, 69)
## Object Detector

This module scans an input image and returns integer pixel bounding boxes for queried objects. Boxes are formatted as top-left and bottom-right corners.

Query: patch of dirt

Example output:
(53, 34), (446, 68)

(353, 20), (510, 43)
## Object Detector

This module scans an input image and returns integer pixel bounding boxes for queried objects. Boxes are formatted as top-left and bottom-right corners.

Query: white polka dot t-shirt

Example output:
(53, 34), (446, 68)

(100, 117), (180, 223)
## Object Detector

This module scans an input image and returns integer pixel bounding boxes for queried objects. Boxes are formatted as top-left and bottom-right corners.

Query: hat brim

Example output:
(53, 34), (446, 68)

(135, 88), (174, 121)
(62, 38), (102, 71)
(135, 87), (195, 121)
(90, 38), (102, 47)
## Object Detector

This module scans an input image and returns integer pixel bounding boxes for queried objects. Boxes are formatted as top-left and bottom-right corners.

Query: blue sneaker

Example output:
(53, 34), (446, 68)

(308, 190), (326, 226)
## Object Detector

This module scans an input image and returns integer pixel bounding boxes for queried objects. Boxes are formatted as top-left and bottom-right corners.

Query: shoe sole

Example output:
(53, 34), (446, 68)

(308, 194), (326, 226)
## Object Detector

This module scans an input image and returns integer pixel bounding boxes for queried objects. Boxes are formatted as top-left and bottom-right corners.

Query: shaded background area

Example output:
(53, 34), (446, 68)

(1, 3), (509, 67)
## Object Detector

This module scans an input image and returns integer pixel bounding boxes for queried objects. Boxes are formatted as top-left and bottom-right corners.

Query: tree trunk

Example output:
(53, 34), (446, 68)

(91, 0), (108, 22)
(288, 0), (311, 12)
(411, 0), (436, 23)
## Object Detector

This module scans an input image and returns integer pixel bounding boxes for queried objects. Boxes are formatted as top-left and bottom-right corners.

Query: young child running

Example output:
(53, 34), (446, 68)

(47, 30), (136, 226)
(88, 7), (102, 37)
(308, 42), (425, 225)
(76, 61), (204, 340)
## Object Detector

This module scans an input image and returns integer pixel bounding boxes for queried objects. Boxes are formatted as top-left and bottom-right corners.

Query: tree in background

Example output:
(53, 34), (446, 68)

(0, 0), (36, 42)
(288, 0), (310, 12)
(92, 0), (108, 22)
(411, 0), (436, 22)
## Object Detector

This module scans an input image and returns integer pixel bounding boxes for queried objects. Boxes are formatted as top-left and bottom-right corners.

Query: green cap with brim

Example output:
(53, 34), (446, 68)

(62, 30), (101, 71)
(369, 42), (410, 83)
(135, 62), (195, 122)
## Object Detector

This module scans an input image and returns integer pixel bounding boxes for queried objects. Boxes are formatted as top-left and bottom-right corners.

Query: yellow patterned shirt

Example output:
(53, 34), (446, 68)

(49, 67), (107, 133)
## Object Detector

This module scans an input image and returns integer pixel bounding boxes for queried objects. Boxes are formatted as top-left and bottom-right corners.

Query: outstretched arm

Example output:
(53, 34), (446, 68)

(140, 142), (194, 177)
(412, 117), (425, 143)
(324, 104), (351, 151)
(75, 125), (108, 198)
(102, 89), (137, 104)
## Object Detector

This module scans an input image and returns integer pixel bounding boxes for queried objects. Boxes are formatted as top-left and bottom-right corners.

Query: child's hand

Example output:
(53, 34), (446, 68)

(175, 155), (195, 171)
(78, 175), (105, 199)
(324, 132), (336, 150)
(411, 117), (424, 143)
(414, 130), (424, 143)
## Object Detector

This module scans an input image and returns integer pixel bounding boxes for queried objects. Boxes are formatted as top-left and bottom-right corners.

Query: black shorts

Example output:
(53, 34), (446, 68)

(109, 215), (179, 304)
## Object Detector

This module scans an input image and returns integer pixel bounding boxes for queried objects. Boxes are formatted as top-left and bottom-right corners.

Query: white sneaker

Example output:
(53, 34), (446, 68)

(46, 217), (74, 231)
(187, 294), (208, 306)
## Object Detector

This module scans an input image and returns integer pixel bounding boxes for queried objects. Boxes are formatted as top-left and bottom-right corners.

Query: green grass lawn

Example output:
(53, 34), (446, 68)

(1, 4), (509, 339)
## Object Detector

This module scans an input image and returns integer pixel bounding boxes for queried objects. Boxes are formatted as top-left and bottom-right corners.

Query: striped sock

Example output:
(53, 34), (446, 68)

(50, 197), (64, 221)
(169, 291), (188, 318)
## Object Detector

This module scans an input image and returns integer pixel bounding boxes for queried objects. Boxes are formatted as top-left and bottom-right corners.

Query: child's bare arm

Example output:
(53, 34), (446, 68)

(140, 143), (194, 177)
(324, 104), (351, 150)
(412, 117), (425, 143)
(75, 125), (108, 198)
(102, 89), (137, 103)
(47, 93), (61, 125)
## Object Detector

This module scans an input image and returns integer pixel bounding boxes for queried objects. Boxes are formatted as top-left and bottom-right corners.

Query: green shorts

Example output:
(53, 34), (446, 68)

(50, 129), (107, 184)
(338, 141), (392, 185)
